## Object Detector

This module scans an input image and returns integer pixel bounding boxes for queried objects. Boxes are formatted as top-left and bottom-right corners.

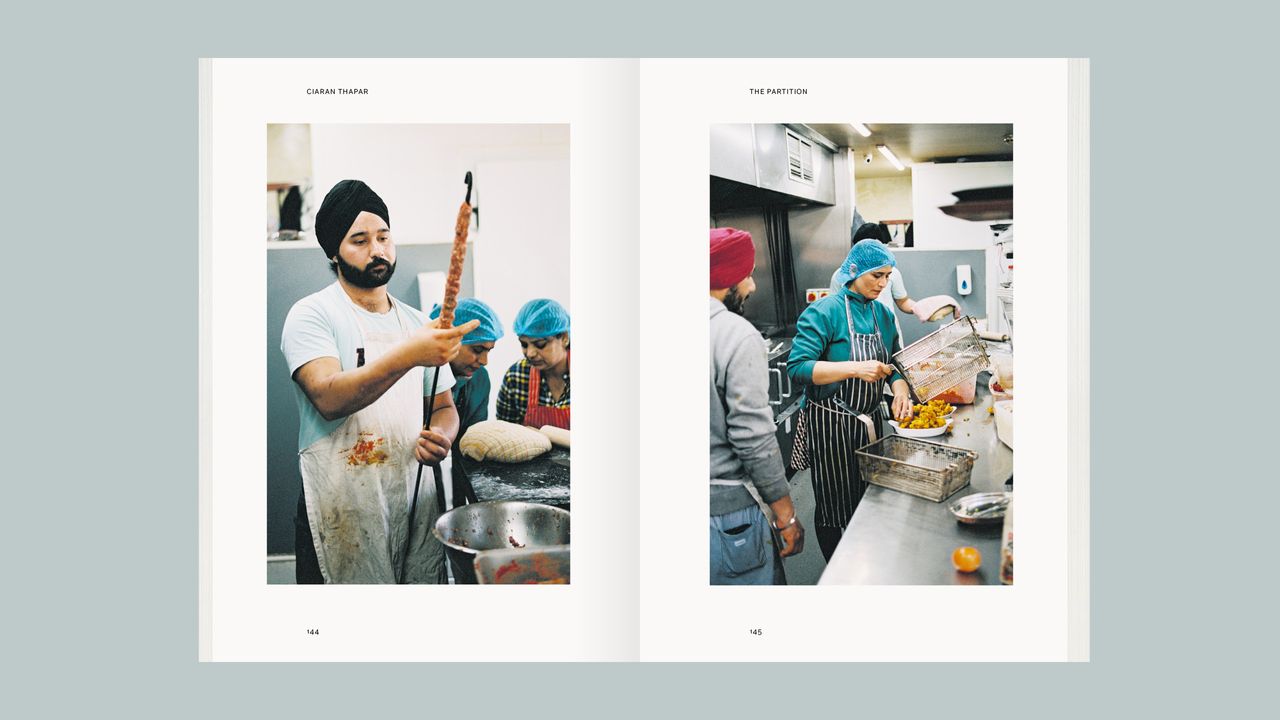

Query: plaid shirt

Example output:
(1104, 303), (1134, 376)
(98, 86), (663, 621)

(496, 358), (570, 425)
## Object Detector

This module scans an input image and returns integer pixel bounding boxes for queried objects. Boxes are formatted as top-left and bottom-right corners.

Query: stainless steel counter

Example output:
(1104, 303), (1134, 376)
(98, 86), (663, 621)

(818, 374), (1013, 585)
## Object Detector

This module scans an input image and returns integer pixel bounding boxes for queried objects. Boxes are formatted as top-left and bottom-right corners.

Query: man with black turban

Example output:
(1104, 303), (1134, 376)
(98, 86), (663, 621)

(281, 179), (481, 584)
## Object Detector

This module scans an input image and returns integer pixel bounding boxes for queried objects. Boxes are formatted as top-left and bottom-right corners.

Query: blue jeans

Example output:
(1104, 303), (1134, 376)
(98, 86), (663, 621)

(710, 506), (777, 585)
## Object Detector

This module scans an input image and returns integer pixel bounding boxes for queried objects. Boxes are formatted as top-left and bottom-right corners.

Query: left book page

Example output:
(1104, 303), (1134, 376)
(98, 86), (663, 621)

(199, 58), (641, 661)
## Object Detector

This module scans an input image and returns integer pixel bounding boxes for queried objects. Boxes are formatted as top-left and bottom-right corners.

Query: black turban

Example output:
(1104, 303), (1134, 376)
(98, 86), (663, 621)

(314, 179), (390, 259)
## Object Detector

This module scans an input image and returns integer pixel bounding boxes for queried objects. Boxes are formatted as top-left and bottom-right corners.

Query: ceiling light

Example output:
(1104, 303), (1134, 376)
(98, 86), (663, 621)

(849, 123), (872, 137)
(877, 144), (906, 171)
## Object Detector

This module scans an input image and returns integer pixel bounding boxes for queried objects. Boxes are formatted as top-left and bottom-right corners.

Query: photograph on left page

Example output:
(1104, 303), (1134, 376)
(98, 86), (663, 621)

(266, 123), (571, 585)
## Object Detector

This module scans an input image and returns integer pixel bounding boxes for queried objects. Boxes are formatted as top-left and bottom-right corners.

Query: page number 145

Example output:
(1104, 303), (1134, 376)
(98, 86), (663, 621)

(749, 628), (763, 636)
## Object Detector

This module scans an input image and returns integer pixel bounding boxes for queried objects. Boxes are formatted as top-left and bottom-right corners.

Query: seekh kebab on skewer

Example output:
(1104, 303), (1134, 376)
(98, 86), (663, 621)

(435, 171), (473, 328)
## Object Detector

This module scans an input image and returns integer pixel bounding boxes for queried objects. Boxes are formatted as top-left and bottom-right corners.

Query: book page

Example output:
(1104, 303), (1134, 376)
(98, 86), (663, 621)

(635, 58), (1086, 660)
(199, 58), (640, 661)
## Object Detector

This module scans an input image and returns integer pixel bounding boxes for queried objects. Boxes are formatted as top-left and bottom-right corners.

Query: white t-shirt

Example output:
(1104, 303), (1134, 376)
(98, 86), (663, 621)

(281, 282), (456, 451)
(876, 267), (909, 311)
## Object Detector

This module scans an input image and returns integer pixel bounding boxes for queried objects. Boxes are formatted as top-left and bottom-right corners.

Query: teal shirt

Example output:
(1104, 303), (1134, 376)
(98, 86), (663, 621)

(787, 285), (904, 402)
(453, 366), (491, 441)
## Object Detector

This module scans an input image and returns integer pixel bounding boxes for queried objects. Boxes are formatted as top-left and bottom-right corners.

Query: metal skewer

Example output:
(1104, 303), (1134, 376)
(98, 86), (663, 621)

(398, 172), (473, 584)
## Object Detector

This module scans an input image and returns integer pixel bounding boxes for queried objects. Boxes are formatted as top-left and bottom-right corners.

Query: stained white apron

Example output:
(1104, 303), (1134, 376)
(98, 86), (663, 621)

(298, 296), (445, 584)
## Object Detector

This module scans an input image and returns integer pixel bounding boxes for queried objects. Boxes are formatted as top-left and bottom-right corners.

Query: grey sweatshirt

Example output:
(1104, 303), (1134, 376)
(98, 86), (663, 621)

(710, 297), (790, 515)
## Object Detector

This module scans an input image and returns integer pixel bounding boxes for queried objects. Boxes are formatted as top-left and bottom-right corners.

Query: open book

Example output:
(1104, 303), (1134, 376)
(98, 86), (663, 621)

(199, 58), (1089, 661)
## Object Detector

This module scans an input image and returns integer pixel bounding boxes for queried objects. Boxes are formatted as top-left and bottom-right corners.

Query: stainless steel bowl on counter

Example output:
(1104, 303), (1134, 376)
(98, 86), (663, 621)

(948, 492), (1011, 525)
(433, 501), (570, 584)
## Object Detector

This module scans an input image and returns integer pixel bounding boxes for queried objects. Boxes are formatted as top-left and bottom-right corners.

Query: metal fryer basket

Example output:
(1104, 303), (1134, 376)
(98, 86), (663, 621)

(892, 315), (991, 403)
(856, 435), (977, 502)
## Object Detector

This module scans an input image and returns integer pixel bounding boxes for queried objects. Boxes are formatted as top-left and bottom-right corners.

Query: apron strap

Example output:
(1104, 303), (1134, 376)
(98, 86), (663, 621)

(526, 351), (570, 412)
(843, 291), (885, 350)
(432, 464), (446, 515)
(450, 446), (479, 507)
(526, 364), (542, 414)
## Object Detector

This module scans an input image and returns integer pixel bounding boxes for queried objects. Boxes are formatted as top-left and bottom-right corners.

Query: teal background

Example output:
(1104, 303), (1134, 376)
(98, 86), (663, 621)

(3, 0), (1271, 716)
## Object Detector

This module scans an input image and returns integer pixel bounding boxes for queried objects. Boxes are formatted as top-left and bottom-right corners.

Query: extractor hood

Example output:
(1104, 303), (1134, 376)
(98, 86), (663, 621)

(938, 185), (1013, 222)
(711, 124), (837, 213)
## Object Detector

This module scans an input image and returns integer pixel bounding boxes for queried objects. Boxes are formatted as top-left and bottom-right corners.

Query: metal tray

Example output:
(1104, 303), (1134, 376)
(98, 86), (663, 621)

(856, 435), (977, 502)
(892, 316), (991, 404)
(949, 492), (1011, 525)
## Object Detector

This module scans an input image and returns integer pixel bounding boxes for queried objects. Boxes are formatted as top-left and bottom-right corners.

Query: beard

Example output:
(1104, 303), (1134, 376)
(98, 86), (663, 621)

(334, 254), (396, 289)
(723, 285), (751, 315)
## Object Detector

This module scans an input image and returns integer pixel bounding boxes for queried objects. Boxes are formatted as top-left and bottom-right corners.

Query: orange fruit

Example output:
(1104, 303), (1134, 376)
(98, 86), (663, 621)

(952, 546), (982, 573)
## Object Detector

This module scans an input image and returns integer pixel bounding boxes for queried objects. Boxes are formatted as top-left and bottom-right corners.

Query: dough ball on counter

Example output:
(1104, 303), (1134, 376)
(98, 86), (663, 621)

(459, 420), (552, 462)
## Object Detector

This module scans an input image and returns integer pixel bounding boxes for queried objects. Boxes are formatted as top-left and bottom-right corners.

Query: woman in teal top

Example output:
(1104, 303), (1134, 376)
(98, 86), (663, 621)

(787, 239), (916, 561)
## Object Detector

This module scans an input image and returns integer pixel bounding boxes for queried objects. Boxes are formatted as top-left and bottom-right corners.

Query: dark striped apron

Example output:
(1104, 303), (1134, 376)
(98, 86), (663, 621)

(803, 296), (889, 529)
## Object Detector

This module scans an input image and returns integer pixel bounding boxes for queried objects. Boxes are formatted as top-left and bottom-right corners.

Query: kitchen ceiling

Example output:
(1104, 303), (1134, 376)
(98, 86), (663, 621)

(807, 123), (1013, 179)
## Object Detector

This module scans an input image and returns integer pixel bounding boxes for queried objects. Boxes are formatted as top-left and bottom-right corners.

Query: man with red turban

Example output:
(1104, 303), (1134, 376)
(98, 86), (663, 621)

(709, 227), (805, 585)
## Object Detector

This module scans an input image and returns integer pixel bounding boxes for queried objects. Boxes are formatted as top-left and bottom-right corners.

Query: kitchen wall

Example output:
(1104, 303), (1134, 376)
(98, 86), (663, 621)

(265, 245), (475, 555)
(910, 161), (1012, 249)
(910, 161), (1011, 324)
(890, 249), (988, 346)
(854, 175), (913, 225)
(308, 124), (569, 245)
(267, 124), (312, 186)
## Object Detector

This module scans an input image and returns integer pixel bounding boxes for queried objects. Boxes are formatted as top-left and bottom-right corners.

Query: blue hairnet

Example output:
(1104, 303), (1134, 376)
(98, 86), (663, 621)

(429, 298), (504, 344)
(513, 298), (570, 338)
(833, 238), (896, 288)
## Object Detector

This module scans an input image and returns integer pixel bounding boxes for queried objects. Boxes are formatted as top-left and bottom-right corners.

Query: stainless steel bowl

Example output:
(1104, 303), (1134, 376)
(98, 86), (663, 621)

(433, 501), (570, 584)
(948, 492), (1011, 525)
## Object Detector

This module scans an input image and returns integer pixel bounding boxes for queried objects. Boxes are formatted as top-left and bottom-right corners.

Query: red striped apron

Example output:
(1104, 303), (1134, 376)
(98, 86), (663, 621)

(524, 353), (570, 430)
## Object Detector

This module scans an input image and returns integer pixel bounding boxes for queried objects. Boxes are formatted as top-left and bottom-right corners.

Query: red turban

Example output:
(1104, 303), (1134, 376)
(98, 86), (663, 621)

(709, 227), (755, 289)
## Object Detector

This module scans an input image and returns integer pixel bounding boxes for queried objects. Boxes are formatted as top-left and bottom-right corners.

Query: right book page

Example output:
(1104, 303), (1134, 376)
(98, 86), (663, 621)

(634, 58), (1086, 661)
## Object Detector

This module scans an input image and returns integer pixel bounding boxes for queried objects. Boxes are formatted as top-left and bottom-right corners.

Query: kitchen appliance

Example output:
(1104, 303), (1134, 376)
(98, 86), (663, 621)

(891, 315), (991, 404)
(856, 435), (977, 502)
(433, 501), (570, 585)
(710, 124), (838, 209)
(763, 335), (804, 477)
(992, 223), (1014, 340)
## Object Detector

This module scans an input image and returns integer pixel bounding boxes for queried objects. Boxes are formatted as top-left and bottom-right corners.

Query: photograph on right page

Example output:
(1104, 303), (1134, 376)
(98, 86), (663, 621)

(709, 123), (1014, 586)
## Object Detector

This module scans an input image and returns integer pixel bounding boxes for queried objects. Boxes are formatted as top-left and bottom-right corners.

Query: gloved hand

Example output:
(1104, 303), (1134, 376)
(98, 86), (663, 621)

(913, 295), (960, 322)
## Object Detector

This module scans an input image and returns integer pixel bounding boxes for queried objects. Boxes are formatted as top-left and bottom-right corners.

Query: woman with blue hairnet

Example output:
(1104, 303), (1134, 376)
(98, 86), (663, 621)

(787, 239), (915, 561)
(829, 222), (959, 341)
(429, 298), (504, 442)
(496, 298), (570, 430)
